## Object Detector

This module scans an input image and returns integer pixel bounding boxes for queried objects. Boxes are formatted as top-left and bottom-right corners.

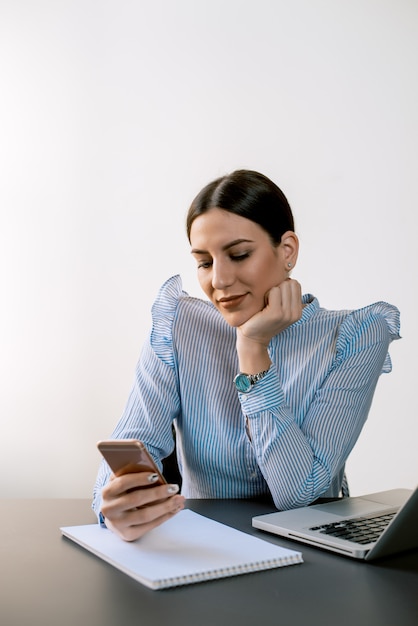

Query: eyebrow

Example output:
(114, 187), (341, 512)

(191, 238), (254, 255)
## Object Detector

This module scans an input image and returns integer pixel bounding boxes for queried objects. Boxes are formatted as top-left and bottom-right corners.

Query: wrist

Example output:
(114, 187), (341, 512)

(236, 333), (271, 374)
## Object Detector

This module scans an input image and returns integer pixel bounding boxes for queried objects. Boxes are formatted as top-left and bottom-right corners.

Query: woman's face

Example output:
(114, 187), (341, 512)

(190, 208), (294, 327)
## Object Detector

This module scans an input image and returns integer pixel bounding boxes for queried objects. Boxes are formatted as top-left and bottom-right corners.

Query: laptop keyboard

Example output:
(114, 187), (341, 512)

(309, 511), (396, 545)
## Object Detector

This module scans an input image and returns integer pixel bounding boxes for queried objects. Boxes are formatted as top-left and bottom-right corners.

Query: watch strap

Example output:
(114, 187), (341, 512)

(247, 369), (270, 385)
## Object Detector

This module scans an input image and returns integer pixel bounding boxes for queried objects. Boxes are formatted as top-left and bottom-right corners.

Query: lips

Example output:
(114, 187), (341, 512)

(217, 294), (247, 309)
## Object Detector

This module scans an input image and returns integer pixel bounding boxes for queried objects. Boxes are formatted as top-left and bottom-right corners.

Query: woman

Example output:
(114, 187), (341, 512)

(93, 170), (400, 541)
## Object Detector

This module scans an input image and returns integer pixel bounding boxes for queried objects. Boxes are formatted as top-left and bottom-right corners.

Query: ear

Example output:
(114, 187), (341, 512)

(279, 231), (299, 271)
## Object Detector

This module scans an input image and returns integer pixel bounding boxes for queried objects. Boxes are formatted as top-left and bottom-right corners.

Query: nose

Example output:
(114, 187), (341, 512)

(211, 259), (234, 290)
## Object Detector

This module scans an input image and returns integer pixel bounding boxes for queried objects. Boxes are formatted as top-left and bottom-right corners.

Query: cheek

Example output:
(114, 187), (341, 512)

(197, 273), (212, 296)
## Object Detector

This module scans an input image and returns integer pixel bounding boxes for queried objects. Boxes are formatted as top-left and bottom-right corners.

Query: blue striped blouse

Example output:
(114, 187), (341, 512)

(93, 275), (400, 516)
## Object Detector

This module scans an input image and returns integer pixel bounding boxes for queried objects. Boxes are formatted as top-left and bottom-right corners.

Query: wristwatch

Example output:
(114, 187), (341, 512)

(233, 368), (270, 393)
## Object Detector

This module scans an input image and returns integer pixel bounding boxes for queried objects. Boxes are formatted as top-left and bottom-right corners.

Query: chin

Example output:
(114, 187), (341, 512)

(217, 309), (254, 328)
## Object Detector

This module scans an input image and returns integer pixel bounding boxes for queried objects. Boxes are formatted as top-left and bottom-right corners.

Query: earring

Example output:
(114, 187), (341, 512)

(287, 263), (292, 268)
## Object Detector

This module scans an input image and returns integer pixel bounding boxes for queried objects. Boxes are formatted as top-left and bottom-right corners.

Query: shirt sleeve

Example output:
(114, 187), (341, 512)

(241, 302), (400, 510)
(92, 276), (184, 519)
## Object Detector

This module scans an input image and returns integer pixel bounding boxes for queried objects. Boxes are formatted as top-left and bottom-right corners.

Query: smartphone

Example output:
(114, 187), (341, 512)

(97, 439), (166, 485)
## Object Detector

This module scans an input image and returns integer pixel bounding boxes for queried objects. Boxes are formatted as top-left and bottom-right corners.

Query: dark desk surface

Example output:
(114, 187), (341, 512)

(1, 498), (417, 626)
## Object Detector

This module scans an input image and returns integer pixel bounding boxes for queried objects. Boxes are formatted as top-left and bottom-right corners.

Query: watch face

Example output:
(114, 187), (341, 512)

(234, 373), (252, 393)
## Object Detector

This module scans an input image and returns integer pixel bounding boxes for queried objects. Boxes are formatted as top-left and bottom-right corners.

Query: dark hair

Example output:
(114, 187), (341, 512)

(186, 170), (295, 245)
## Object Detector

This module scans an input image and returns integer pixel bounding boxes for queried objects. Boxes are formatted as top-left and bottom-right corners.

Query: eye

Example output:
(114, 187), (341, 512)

(230, 252), (250, 262)
(197, 260), (212, 269)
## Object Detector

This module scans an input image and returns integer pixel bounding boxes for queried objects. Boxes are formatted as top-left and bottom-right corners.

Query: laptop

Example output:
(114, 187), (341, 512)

(252, 487), (418, 560)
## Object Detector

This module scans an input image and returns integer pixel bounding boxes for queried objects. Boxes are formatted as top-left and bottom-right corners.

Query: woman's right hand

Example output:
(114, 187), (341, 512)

(100, 471), (185, 542)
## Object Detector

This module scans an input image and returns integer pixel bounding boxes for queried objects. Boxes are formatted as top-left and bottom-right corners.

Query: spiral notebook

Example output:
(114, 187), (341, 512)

(61, 509), (303, 590)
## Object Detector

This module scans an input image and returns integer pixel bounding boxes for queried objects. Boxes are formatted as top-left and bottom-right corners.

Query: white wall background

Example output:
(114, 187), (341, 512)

(1, 0), (417, 499)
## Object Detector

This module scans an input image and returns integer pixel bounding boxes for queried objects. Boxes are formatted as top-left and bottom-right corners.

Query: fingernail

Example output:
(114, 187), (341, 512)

(167, 484), (179, 495)
(148, 473), (159, 483)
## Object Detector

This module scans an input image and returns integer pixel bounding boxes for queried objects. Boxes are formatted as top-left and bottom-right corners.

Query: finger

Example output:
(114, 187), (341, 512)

(102, 481), (181, 519)
(278, 280), (302, 315)
(106, 495), (185, 542)
(104, 471), (161, 498)
(265, 283), (301, 328)
(278, 278), (301, 298)
(129, 493), (185, 524)
(128, 482), (181, 510)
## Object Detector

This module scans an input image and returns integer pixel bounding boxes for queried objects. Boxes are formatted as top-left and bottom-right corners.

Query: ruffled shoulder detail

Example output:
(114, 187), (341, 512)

(150, 275), (188, 366)
(335, 301), (401, 373)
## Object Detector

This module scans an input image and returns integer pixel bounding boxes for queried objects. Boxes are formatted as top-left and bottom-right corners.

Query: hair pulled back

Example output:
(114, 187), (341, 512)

(186, 170), (294, 245)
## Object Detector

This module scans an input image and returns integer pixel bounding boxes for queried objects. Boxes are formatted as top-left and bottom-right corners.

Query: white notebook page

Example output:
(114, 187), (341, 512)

(61, 509), (303, 589)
